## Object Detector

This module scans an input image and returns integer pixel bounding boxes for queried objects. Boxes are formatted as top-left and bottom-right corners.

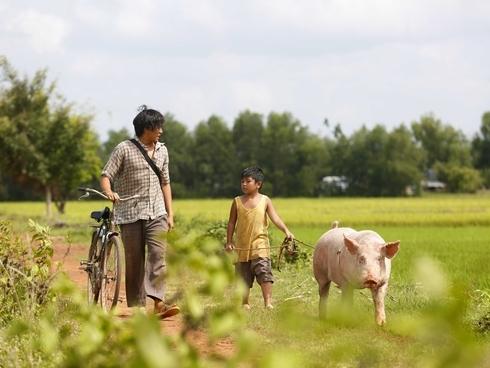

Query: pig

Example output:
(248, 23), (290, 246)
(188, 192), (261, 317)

(312, 221), (400, 326)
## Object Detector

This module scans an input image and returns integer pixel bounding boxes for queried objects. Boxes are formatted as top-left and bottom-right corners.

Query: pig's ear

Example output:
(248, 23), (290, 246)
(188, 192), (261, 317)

(343, 234), (359, 255)
(383, 241), (400, 259)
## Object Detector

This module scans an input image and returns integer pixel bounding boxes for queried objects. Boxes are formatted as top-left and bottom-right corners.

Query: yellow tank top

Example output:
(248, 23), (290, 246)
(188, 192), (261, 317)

(235, 194), (270, 262)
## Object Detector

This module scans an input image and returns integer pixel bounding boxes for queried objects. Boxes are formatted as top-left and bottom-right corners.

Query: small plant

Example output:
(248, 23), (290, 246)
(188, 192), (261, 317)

(476, 312), (490, 334)
(471, 289), (490, 335)
(205, 220), (228, 244)
(0, 220), (55, 325)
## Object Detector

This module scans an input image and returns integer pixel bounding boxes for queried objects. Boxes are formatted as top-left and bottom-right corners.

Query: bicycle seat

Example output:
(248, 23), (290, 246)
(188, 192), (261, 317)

(90, 207), (111, 221)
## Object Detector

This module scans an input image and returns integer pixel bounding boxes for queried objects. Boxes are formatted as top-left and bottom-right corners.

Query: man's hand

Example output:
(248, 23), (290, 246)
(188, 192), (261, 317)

(166, 214), (174, 230)
(225, 243), (235, 252)
(104, 190), (120, 202)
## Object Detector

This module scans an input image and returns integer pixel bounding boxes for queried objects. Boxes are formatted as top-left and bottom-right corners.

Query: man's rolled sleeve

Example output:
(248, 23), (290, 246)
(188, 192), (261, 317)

(102, 143), (124, 181)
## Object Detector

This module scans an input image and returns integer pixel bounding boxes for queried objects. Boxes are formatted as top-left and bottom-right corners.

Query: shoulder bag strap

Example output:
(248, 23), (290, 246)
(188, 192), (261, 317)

(129, 139), (163, 186)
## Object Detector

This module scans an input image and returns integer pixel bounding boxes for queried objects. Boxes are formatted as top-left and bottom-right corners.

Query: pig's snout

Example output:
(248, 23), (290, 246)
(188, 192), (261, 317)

(363, 278), (378, 288)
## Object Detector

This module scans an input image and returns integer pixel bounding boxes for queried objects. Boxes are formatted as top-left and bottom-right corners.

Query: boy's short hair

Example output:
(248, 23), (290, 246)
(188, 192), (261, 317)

(133, 105), (165, 137)
(241, 167), (265, 183)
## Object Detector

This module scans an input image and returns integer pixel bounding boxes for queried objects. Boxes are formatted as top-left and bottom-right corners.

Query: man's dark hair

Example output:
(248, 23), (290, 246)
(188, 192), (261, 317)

(133, 105), (165, 137)
(241, 166), (265, 183)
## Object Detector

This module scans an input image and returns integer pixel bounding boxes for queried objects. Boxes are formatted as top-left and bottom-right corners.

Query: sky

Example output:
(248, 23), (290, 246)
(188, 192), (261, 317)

(1, 0), (489, 141)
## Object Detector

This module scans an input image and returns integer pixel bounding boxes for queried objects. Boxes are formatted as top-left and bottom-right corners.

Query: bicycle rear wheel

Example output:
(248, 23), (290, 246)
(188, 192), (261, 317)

(99, 235), (123, 312)
(87, 231), (102, 304)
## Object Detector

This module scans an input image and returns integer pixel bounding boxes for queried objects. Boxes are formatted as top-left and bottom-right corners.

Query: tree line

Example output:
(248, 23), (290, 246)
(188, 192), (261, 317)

(1, 57), (489, 215)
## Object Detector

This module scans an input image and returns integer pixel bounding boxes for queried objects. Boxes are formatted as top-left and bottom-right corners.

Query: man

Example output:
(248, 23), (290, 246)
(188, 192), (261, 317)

(100, 105), (179, 319)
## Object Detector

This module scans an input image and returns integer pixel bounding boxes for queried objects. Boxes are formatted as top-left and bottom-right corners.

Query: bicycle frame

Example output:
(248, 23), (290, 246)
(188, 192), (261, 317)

(78, 187), (139, 311)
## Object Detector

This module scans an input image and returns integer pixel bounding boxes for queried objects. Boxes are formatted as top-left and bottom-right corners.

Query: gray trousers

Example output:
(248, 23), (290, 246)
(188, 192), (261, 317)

(120, 216), (167, 307)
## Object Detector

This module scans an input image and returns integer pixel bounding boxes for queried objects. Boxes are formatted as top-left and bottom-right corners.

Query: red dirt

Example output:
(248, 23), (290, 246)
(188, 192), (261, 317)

(52, 240), (234, 358)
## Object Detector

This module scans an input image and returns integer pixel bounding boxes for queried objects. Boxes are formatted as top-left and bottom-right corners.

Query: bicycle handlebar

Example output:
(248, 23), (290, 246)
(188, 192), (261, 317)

(78, 187), (140, 202)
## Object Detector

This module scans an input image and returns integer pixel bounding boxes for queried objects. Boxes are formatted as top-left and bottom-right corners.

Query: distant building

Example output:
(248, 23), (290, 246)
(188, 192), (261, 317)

(421, 180), (446, 191)
(422, 169), (446, 191)
(319, 175), (349, 195)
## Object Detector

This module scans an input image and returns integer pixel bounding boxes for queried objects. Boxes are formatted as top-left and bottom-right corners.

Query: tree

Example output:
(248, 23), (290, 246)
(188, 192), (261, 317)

(334, 124), (423, 196)
(384, 125), (425, 195)
(293, 130), (331, 196)
(44, 107), (101, 213)
(162, 114), (194, 198)
(191, 115), (237, 197)
(232, 110), (264, 168)
(261, 112), (309, 196)
(412, 114), (472, 167)
(256, 112), (331, 196)
(472, 112), (490, 187)
(411, 114), (478, 192)
(0, 57), (101, 217)
(100, 128), (131, 163)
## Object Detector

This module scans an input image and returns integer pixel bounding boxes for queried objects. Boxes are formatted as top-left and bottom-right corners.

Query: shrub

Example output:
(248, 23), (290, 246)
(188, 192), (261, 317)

(0, 219), (261, 367)
(435, 163), (483, 193)
(0, 220), (54, 325)
(480, 168), (490, 188)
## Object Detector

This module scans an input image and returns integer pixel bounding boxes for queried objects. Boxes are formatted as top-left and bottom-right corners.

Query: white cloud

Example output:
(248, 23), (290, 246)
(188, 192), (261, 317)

(69, 54), (110, 76)
(249, 0), (484, 41)
(74, 1), (108, 26)
(5, 9), (69, 53)
(180, 0), (228, 32)
(1, 0), (488, 139)
(114, 0), (160, 37)
(230, 80), (273, 113)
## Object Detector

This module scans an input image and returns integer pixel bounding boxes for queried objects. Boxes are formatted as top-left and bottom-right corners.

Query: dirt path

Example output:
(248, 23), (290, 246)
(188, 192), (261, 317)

(53, 241), (234, 357)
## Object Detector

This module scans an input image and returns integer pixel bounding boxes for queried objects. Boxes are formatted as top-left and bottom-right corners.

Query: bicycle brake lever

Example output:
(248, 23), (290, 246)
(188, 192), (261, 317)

(78, 192), (90, 200)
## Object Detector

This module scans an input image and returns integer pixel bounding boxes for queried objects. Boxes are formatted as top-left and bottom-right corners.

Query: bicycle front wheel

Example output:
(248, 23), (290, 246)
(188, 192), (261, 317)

(99, 235), (123, 312)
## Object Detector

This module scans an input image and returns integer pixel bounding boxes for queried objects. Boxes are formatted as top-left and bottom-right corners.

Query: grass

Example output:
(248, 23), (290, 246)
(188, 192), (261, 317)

(1, 194), (490, 366)
(240, 220), (490, 366)
(177, 192), (490, 226)
(2, 192), (489, 242)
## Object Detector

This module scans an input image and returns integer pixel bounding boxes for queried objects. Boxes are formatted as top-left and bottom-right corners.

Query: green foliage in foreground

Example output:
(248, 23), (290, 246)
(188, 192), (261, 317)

(0, 220), (252, 367)
(0, 220), (54, 326)
(0, 220), (307, 367)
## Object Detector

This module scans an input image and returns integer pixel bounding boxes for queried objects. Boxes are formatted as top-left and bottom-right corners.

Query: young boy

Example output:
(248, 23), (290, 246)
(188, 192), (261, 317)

(225, 167), (294, 309)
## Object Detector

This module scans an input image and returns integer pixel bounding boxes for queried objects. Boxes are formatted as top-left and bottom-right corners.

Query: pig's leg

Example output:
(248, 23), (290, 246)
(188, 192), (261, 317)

(318, 280), (331, 319)
(341, 285), (353, 305)
(371, 284), (387, 326)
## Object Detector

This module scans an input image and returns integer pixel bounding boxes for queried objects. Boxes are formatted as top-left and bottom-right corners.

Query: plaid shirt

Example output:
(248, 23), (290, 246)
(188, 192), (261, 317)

(101, 138), (170, 225)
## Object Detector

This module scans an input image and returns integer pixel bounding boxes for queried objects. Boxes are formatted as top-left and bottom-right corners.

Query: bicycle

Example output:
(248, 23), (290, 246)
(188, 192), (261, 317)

(78, 187), (139, 311)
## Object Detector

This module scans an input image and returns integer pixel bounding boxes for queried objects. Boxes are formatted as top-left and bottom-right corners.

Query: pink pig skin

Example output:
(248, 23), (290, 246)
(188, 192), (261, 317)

(313, 222), (400, 326)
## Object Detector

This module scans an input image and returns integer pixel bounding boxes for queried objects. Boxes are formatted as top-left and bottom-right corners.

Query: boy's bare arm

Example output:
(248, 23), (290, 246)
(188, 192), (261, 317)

(225, 200), (237, 251)
(266, 197), (294, 240)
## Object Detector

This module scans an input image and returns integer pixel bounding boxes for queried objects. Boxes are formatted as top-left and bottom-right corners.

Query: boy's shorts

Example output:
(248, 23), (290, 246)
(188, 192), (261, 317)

(235, 258), (274, 288)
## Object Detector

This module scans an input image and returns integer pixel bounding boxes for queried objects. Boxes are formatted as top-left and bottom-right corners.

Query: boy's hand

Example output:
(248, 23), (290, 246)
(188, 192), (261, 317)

(285, 230), (294, 241)
(224, 243), (235, 252)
